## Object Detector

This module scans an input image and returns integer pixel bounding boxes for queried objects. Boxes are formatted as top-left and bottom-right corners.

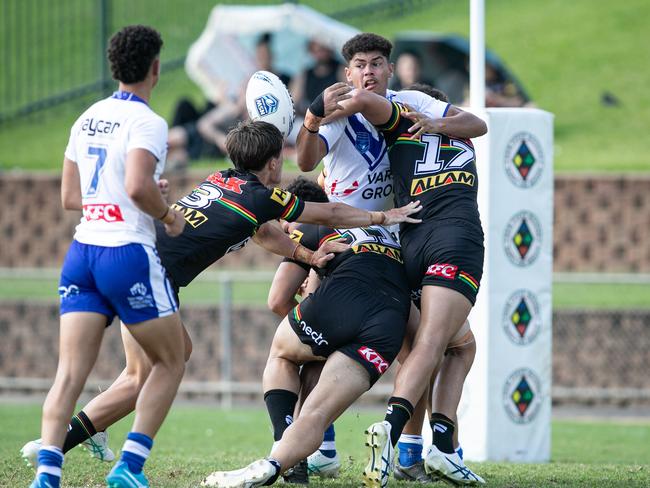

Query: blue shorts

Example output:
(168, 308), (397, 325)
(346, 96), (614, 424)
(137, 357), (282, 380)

(59, 240), (178, 325)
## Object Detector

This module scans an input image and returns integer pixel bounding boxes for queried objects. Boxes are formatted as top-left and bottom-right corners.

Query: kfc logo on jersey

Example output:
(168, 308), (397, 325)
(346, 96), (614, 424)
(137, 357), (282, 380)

(426, 263), (458, 279)
(358, 346), (389, 374)
(82, 204), (124, 222)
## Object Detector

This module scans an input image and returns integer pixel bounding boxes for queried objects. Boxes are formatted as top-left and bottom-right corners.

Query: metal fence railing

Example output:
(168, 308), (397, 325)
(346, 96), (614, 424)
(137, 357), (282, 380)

(0, 0), (434, 123)
(0, 268), (649, 404)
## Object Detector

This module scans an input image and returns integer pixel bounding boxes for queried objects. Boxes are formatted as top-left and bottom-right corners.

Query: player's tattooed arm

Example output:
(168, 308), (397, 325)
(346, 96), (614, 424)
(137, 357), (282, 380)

(61, 157), (82, 210)
(404, 105), (487, 140)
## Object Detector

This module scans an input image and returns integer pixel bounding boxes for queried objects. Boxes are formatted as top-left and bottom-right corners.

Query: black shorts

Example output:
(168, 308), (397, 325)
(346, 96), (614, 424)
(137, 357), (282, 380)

(401, 218), (484, 307)
(288, 276), (409, 384)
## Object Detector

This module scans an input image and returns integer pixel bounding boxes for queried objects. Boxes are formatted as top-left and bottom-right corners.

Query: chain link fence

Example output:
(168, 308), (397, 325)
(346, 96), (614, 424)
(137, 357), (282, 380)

(0, 0), (433, 123)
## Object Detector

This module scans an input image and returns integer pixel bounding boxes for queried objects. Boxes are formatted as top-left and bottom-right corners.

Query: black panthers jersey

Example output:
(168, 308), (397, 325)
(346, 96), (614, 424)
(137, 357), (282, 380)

(377, 102), (481, 229)
(286, 224), (409, 300)
(157, 169), (305, 287)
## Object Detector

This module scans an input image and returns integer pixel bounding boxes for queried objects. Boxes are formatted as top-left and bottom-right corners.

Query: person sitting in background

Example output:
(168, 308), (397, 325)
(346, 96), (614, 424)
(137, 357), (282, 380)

(390, 51), (432, 91)
(167, 32), (291, 170)
(291, 40), (344, 117)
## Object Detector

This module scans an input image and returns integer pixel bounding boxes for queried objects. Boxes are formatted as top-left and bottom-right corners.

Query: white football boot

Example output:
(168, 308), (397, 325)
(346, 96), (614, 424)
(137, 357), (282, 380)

(424, 444), (485, 485)
(82, 430), (115, 462)
(362, 421), (394, 488)
(202, 458), (279, 488)
(307, 450), (341, 478)
(20, 432), (115, 469)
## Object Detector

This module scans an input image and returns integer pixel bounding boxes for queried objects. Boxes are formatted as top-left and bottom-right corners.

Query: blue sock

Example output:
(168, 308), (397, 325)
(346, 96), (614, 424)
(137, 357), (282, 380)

(120, 432), (153, 474)
(36, 446), (63, 488)
(319, 424), (336, 457)
(397, 434), (423, 467)
(456, 445), (464, 460)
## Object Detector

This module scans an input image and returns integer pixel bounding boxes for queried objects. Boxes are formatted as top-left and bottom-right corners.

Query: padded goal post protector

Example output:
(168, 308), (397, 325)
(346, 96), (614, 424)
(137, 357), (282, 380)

(423, 108), (554, 463)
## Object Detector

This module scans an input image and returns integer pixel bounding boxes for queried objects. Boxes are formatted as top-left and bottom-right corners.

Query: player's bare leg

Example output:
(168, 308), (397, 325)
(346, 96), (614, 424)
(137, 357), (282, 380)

(271, 353), (369, 470)
(33, 312), (106, 486)
(394, 303), (430, 482)
(202, 352), (370, 487)
(41, 313), (107, 448)
(121, 313), (186, 437)
(84, 323), (192, 430)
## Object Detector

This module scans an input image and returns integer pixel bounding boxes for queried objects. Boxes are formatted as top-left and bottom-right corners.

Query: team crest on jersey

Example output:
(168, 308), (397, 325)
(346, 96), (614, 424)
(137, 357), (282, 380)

(346, 116), (386, 171)
(355, 131), (370, 153)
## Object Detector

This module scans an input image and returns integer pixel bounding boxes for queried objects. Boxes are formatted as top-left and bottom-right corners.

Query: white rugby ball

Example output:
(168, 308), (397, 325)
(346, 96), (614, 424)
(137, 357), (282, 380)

(245, 70), (295, 138)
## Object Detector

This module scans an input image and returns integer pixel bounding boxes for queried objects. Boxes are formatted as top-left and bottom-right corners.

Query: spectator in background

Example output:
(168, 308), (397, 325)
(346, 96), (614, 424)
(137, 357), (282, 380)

(484, 63), (531, 107)
(390, 51), (432, 91)
(291, 40), (344, 116)
(167, 32), (291, 170)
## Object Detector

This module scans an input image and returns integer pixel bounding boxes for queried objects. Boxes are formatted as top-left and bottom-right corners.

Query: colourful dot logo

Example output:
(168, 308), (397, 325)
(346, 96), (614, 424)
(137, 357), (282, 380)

(503, 368), (543, 424)
(503, 211), (542, 266)
(504, 132), (544, 188)
(502, 290), (541, 345)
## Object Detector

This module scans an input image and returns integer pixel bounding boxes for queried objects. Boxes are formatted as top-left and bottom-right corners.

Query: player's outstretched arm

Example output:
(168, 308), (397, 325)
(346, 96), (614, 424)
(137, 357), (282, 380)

(254, 221), (349, 267)
(298, 200), (422, 228)
(403, 105), (487, 140)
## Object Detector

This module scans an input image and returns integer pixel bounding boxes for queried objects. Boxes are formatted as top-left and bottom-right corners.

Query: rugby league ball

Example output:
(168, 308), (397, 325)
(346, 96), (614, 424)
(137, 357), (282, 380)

(245, 70), (295, 138)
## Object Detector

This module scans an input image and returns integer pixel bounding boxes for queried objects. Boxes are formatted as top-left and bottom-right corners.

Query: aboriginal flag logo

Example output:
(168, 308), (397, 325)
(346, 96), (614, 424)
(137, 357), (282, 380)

(512, 141), (536, 180)
(513, 219), (534, 259)
(503, 211), (542, 266)
(502, 290), (541, 345)
(503, 368), (543, 424)
(504, 132), (544, 188)
(511, 376), (535, 416)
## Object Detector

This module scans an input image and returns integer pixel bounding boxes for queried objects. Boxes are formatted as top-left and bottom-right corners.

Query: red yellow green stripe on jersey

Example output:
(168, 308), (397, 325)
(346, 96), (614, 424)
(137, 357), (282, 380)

(376, 101), (405, 133)
(458, 271), (479, 292)
(215, 197), (257, 226)
(280, 195), (301, 221)
(293, 304), (303, 323)
(318, 232), (344, 247)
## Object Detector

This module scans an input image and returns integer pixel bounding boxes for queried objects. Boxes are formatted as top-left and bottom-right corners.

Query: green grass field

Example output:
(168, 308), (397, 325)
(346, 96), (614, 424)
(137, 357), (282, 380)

(1, 403), (649, 487)
(1, 0), (650, 172)
(0, 277), (648, 310)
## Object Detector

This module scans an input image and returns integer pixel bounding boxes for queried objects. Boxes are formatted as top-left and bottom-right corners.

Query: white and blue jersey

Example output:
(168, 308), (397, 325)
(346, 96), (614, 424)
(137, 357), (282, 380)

(60, 91), (176, 324)
(318, 89), (449, 211)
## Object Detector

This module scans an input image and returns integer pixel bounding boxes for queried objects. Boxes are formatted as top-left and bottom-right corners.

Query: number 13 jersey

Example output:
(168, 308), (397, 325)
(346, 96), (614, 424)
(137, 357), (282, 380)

(64, 92), (168, 247)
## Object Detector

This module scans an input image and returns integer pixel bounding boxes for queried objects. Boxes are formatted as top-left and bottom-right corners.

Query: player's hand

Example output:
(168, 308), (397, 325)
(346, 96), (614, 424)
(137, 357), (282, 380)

(158, 178), (170, 200)
(382, 201), (423, 225)
(323, 82), (353, 117)
(164, 208), (186, 237)
(310, 240), (350, 268)
(403, 111), (441, 140)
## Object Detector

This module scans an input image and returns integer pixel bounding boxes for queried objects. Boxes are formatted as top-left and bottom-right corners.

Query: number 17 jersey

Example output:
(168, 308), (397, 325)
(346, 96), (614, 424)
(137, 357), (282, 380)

(377, 100), (480, 228)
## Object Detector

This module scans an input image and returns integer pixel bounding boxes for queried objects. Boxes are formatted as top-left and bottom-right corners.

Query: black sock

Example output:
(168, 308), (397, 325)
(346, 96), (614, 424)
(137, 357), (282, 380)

(264, 389), (298, 441)
(384, 396), (414, 446)
(62, 410), (97, 454)
(430, 413), (455, 454)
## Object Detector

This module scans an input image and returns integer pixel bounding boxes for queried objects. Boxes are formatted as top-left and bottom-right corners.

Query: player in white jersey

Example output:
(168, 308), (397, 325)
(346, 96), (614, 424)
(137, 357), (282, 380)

(30, 25), (186, 488)
(296, 33), (483, 484)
